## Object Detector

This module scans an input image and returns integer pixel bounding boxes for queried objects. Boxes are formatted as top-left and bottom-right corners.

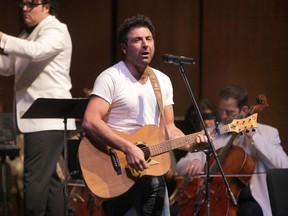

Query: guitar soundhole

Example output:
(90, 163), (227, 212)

(137, 144), (151, 161)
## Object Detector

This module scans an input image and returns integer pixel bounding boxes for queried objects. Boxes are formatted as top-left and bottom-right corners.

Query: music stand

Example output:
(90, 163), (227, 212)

(22, 98), (89, 216)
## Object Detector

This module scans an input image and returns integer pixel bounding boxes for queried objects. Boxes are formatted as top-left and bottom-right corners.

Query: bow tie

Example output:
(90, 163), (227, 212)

(25, 25), (37, 34)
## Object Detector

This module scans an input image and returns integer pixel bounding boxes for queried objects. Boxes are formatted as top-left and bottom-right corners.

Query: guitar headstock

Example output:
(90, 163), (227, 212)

(227, 113), (258, 133)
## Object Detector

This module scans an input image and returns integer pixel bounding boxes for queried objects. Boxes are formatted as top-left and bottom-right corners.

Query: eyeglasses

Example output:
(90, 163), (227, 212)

(18, 2), (45, 9)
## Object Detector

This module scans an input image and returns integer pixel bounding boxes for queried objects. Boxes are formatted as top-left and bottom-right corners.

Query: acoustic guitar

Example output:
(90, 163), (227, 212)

(78, 113), (258, 199)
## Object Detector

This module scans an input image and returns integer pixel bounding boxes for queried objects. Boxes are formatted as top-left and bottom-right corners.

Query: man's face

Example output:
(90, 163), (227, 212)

(20, 0), (50, 27)
(219, 97), (245, 125)
(121, 27), (155, 67)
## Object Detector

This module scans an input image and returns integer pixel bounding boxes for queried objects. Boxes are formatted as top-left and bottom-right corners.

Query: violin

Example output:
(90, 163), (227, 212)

(174, 95), (268, 216)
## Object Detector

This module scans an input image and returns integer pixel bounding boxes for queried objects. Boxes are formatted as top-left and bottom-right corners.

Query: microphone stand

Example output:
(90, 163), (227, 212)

(175, 63), (237, 216)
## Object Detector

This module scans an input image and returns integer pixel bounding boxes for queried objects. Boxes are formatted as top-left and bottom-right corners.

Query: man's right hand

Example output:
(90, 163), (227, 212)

(124, 144), (148, 172)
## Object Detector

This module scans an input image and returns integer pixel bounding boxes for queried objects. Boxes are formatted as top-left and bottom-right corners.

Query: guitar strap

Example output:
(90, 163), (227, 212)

(147, 66), (178, 202)
(147, 66), (169, 140)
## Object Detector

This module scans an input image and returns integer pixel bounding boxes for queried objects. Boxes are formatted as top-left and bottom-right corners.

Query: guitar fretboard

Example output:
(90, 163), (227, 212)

(150, 123), (238, 156)
(150, 133), (200, 156)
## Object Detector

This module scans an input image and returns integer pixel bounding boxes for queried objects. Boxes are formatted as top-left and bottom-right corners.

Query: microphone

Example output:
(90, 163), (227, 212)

(161, 54), (195, 65)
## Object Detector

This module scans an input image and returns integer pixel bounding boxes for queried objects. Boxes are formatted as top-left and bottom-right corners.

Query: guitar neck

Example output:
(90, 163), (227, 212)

(149, 124), (232, 156)
(149, 132), (199, 156)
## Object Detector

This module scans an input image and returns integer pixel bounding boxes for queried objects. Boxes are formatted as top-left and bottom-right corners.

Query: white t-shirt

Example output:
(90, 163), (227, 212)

(91, 61), (174, 134)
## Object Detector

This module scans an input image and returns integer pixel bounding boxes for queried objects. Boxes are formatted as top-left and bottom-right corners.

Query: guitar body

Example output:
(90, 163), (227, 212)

(78, 125), (171, 199)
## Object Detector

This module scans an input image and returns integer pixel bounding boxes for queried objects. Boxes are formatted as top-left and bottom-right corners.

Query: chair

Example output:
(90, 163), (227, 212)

(266, 168), (288, 216)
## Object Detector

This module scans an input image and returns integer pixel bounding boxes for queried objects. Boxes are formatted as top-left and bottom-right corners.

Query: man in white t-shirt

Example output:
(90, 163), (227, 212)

(82, 14), (208, 216)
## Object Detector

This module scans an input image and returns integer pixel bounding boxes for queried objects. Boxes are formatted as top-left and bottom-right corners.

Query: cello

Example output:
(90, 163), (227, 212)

(175, 95), (269, 216)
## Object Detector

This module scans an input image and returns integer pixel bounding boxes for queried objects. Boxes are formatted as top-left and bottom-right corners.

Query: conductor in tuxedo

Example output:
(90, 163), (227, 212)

(0, 1), (75, 215)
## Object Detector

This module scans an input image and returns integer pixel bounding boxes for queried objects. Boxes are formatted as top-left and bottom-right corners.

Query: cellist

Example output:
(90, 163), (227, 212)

(176, 84), (288, 216)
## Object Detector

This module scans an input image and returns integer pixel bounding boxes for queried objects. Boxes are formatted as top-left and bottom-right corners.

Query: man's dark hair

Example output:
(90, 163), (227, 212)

(117, 14), (155, 45)
(42, 0), (58, 16)
(219, 84), (248, 109)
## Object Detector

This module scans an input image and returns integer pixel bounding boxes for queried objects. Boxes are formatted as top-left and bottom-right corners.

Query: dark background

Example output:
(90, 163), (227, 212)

(1, 0), (287, 153)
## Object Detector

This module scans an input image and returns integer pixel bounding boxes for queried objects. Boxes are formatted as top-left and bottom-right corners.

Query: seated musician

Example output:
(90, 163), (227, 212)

(168, 98), (218, 215)
(176, 84), (288, 216)
(184, 98), (219, 134)
(168, 98), (218, 172)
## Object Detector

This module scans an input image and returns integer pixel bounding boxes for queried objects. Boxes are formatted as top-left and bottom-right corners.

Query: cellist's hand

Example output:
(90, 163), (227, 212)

(185, 159), (203, 177)
(166, 168), (178, 180)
